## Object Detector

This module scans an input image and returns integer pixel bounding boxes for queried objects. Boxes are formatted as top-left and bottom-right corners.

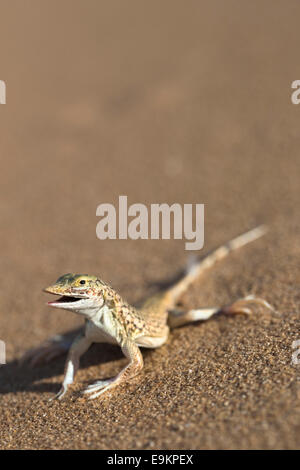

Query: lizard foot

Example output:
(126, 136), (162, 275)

(222, 295), (274, 316)
(82, 378), (117, 400)
(49, 385), (69, 401)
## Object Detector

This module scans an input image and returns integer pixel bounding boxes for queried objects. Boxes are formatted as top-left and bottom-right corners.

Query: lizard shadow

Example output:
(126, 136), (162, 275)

(0, 269), (187, 396)
(0, 338), (126, 395)
(0, 338), (155, 396)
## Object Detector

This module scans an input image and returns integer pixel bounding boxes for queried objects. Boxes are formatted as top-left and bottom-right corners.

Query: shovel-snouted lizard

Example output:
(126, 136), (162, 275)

(22, 226), (273, 400)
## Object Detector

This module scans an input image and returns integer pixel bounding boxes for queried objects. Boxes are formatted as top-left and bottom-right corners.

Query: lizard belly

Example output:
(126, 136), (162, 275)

(85, 320), (118, 345)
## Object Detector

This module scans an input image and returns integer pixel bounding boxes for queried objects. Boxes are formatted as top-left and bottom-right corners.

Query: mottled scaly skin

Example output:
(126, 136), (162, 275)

(106, 281), (176, 342)
(98, 281), (169, 342)
(138, 292), (172, 334)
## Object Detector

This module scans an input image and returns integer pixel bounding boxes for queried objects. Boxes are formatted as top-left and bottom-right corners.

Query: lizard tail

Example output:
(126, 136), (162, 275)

(167, 225), (268, 306)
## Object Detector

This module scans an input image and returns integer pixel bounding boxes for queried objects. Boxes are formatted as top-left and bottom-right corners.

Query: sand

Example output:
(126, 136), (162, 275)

(0, 0), (299, 449)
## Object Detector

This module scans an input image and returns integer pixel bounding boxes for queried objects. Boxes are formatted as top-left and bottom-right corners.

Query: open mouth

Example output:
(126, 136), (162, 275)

(50, 296), (81, 304)
(45, 292), (84, 306)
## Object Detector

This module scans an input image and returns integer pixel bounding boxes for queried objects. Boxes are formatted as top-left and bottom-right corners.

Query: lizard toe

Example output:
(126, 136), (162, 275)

(82, 379), (113, 394)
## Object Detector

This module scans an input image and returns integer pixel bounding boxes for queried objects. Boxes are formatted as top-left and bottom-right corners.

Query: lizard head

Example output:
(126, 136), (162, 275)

(44, 273), (106, 315)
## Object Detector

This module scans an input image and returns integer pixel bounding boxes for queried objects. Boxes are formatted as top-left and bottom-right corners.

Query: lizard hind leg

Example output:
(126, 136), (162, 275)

(168, 307), (220, 328)
(168, 295), (274, 329)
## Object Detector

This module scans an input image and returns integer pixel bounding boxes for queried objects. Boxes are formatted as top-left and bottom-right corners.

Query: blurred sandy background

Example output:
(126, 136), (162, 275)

(0, 0), (299, 449)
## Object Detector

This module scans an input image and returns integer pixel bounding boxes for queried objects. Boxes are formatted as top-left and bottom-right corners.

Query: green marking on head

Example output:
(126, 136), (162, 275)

(54, 273), (103, 288)
(56, 273), (77, 284)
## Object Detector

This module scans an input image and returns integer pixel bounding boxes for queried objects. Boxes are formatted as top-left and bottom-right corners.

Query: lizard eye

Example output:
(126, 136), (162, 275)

(80, 280), (86, 285)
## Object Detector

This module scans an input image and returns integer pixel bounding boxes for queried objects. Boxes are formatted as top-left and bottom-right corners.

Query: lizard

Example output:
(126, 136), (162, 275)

(21, 225), (273, 400)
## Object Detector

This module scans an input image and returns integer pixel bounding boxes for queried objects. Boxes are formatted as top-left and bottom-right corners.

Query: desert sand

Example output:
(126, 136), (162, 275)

(0, 0), (299, 449)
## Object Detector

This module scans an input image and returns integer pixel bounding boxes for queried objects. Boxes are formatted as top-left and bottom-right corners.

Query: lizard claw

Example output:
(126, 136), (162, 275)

(82, 379), (116, 399)
(49, 385), (68, 401)
(87, 387), (112, 400)
(83, 379), (112, 393)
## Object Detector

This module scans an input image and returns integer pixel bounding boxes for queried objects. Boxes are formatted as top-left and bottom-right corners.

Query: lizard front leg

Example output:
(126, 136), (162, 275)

(83, 340), (143, 400)
(51, 333), (92, 400)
